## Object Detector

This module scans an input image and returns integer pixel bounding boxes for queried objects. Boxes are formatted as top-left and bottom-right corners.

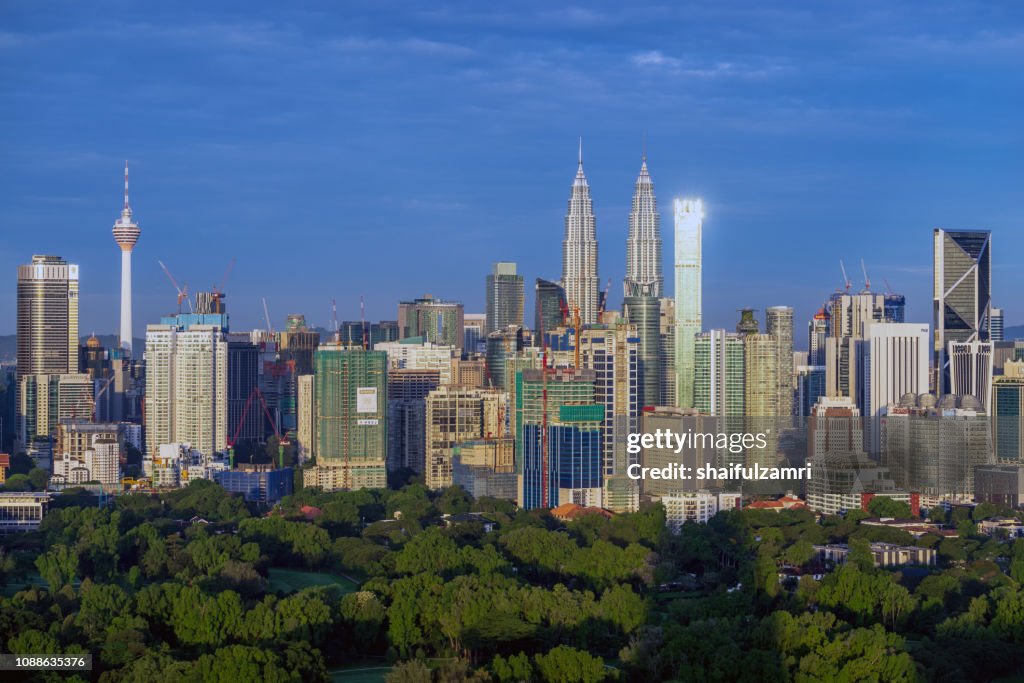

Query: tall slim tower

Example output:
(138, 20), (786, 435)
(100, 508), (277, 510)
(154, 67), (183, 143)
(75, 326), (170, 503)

(625, 152), (662, 296)
(674, 198), (703, 408)
(113, 161), (141, 354)
(562, 139), (600, 324)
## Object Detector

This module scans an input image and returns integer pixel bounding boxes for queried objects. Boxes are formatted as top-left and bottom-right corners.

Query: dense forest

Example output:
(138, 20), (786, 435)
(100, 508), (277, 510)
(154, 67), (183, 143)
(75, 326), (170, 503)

(1, 480), (1024, 682)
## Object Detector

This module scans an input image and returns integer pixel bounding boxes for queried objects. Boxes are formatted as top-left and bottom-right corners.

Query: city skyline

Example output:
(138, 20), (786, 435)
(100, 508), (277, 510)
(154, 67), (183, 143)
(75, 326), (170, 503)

(1, 1), (1022, 338)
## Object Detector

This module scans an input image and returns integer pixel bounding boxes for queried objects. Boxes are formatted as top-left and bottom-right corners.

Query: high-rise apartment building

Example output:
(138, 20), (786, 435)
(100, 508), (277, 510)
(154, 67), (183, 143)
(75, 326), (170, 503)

(112, 162), (141, 354)
(934, 229), (992, 395)
(808, 307), (830, 366)
(766, 306), (794, 420)
(387, 368), (440, 473)
(424, 386), (505, 489)
(562, 141), (600, 324)
(825, 291), (885, 399)
(296, 374), (315, 463)
(673, 198), (703, 409)
(659, 297), (676, 407)
(376, 339), (455, 385)
(463, 313), (487, 354)
(694, 330), (745, 418)
(144, 324), (229, 459)
(625, 154), (663, 296)
(307, 345), (387, 490)
(744, 331), (779, 467)
(398, 295), (465, 352)
(485, 262), (524, 334)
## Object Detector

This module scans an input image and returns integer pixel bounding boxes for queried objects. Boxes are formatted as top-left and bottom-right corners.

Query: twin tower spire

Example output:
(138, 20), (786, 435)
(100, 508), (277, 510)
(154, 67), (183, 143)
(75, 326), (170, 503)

(562, 139), (663, 325)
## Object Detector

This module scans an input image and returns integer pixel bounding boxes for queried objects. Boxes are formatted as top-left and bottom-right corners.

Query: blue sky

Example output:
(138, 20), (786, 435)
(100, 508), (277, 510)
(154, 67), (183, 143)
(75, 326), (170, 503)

(1, 1), (1022, 343)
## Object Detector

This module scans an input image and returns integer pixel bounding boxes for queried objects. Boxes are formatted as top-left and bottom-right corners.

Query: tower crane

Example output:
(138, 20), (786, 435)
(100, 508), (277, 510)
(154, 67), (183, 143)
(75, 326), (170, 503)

(158, 260), (193, 313)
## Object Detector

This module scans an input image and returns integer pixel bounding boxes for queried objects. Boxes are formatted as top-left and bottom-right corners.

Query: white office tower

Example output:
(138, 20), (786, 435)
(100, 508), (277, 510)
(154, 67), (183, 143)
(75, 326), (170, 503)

(948, 340), (994, 414)
(145, 325), (229, 461)
(625, 153), (663, 296)
(933, 229), (991, 394)
(562, 139), (600, 324)
(860, 322), (930, 454)
(674, 198), (703, 408)
(112, 162), (141, 354)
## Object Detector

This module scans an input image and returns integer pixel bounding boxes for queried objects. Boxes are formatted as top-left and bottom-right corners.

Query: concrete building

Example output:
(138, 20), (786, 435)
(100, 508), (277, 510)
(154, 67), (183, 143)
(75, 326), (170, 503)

(948, 340), (994, 414)
(535, 278), (568, 335)
(673, 198), (703, 409)
(387, 369), (440, 473)
(766, 306), (794, 421)
(398, 295), (465, 352)
(658, 490), (741, 531)
(991, 307), (1004, 343)
(562, 141), (600, 325)
(638, 407), (720, 497)
(296, 374), (315, 463)
(144, 324), (229, 460)
(825, 291), (885, 400)
(744, 329), (779, 468)
(215, 465), (293, 504)
(934, 229), (992, 395)
(452, 438), (517, 501)
(146, 442), (228, 488)
(16, 255), (79, 382)
(0, 492), (53, 534)
(860, 322), (930, 454)
(623, 281), (661, 409)
(485, 262), (524, 335)
(308, 345), (388, 490)
(659, 297), (676, 407)
(18, 373), (92, 446)
(974, 465), (1024, 508)
(814, 542), (935, 568)
(694, 330), (745, 418)
(808, 307), (829, 367)
(994, 360), (1024, 464)
(425, 386), (505, 489)
(463, 313), (487, 354)
(795, 365), (826, 417)
(376, 339), (455, 385)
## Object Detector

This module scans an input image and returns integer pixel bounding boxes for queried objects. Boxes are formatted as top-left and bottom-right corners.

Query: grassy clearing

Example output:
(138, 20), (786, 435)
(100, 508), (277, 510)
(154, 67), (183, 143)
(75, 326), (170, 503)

(266, 567), (359, 595)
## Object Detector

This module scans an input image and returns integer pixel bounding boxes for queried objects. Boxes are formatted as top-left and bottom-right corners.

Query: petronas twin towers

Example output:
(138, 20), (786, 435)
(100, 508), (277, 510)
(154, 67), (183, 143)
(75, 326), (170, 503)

(561, 140), (663, 324)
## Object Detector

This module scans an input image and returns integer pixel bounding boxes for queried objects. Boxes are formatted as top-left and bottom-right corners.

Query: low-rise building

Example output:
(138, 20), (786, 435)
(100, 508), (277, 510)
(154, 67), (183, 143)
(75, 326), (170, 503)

(656, 489), (741, 531)
(0, 492), (52, 533)
(814, 542), (936, 568)
(215, 466), (293, 504)
(976, 517), (1024, 538)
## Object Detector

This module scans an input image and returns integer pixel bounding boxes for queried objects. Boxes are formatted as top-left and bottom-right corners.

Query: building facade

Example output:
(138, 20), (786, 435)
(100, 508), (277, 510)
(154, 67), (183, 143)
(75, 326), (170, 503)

(485, 262), (524, 335)
(673, 198), (703, 409)
(562, 142), (600, 325)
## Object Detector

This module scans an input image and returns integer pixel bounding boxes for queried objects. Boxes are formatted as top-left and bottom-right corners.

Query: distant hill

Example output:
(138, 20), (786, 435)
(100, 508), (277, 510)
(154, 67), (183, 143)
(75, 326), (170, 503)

(0, 334), (145, 362)
(1004, 325), (1024, 342)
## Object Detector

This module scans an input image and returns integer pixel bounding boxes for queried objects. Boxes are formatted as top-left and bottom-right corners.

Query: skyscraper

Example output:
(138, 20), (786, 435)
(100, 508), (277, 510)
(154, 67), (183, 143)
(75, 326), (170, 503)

(424, 386), (505, 489)
(144, 324), (229, 459)
(398, 295), (465, 353)
(625, 153), (662, 296)
(16, 255), (80, 382)
(991, 308), (1004, 343)
(766, 306), (794, 419)
(562, 140), (600, 324)
(808, 307), (829, 366)
(485, 262), (524, 334)
(693, 330), (745, 418)
(674, 198), (703, 408)
(859, 322), (930, 454)
(825, 291), (885, 399)
(623, 281), (661, 408)
(535, 278), (567, 334)
(112, 162), (141, 354)
(934, 229), (992, 395)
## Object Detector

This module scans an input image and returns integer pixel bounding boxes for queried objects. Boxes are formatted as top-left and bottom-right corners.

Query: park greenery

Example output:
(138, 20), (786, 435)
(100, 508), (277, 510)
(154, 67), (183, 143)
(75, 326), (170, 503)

(1, 478), (1024, 682)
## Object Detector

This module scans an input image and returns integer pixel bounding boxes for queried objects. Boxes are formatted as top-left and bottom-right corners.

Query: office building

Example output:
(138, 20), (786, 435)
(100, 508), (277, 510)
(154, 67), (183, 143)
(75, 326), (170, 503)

(795, 365), (826, 417)
(639, 407), (720, 497)
(398, 295), (465, 352)
(216, 465), (293, 504)
(534, 278), (568, 335)
(744, 328), (779, 467)
(144, 324), (229, 459)
(659, 297), (676, 407)
(307, 345), (387, 490)
(226, 336), (261, 445)
(452, 437), (517, 501)
(485, 326), (524, 391)
(0, 493), (52, 534)
(860, 323), (930, 454)
(974, 464), (1024, 508)
(562, 140), (600, 325)
(991, 308), (1004, 343)
(673, 198), (703, 409)
(625, 153), (663, 296)
(16, 255), (80, 381)
(516, 368), (603, 509)
(464, 313), (486, 354)
(425, 386), (505, 489)
(387, 369), (440, 473)
(993, 360), (1024, 463)
(623, 281), (661, 409)
(948, 340), (994, 414)
(485, 262), (524, 335)
(934, 229), (992, 395)
(112, 162), (141, 354)
(337, 320), (399, 349)
(826, 291), (885, 400)
(884, 292), (906, 324)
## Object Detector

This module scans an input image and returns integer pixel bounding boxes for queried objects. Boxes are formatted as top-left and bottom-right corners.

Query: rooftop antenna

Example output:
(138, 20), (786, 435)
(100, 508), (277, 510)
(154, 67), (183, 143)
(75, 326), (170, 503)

(331, 298), (339, 342)
(123, 160), (130, 212)
(360, 295), (368, 350)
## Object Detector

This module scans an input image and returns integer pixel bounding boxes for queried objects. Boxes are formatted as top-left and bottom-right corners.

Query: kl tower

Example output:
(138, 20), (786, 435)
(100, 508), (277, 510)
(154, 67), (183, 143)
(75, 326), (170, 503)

(112, 161), (141, 355)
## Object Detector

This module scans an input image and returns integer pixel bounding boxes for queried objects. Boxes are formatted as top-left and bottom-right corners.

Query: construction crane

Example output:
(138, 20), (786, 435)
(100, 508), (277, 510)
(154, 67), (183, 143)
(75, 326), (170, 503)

(262, 297), (274, 334)
(227, 386), (288, 469)
(158, 260), (193, 313)
(360, 295), (369, 350)
(883, 278), (895, 295)
(839, 260), (852, 293)
(599, 277), (612, 315)
(210, 257), (235, 314)
(860, 259), (871, 292)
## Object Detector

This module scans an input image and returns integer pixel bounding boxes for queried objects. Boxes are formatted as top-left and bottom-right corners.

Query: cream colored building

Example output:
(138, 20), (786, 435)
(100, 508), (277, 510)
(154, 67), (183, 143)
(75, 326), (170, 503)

(425, 386), (505, 489)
